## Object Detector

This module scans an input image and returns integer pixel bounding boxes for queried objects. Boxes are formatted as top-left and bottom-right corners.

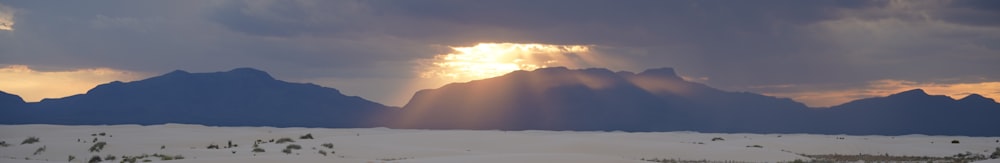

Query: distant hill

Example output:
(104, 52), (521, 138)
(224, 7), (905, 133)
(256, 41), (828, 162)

(815, 89), (1000, 136)
(0, 91), (25, 109)
(0, 68), (398, 127)
(395, 67), (1000, 136)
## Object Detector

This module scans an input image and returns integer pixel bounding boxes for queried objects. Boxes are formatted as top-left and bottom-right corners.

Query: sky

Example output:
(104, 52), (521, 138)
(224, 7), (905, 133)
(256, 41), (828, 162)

(1, 0), (998, 107)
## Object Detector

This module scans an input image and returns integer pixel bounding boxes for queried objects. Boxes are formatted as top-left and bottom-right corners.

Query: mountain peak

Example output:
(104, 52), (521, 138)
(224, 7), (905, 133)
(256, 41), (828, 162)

(893, 89), (928, 96)
(225, 67), (275, 80)
(638, 67), (683, 80)
(959, 94), (997, 103)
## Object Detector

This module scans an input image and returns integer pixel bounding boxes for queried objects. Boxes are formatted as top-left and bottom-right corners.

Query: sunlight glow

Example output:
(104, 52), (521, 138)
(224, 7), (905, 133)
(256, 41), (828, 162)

(420, 43), (594, 82)
(0, 65), (144, 102)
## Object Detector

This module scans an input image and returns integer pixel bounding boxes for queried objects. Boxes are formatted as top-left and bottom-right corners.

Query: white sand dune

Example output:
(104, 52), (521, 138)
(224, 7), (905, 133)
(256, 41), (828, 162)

(1, 124), (998, 163)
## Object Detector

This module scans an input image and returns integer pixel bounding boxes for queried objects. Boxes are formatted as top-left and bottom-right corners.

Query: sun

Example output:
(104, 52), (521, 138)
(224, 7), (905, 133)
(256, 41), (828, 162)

(420, 43), (595, 82)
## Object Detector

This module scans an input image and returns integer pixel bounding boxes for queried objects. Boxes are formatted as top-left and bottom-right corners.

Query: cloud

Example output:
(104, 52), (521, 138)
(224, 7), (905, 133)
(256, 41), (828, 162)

(755, 79), (1000, 107)
(0, 3), (14, 31)
(0, 65), (145, 102)
(1, 0), (999, 106)
(418, 43), (599, 82)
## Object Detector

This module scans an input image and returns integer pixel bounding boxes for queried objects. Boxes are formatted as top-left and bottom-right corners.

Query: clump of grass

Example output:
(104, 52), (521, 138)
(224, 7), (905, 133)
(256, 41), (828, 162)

(207, 144), (219, 149)
(0, 141), (9, 147)
(33, 146), (45, 155)
(21, 137), (40, 145)
(89, 142), (107, 152)
(276, 137), (295, 144)
(321, 143), (334, 149)
(68, 155), (76, 162)
(711, 137), (725, 141)
(300, 133), (314, 139)
(747, 145), (763, 148)
(281, 148), (292, 154)
(286, 144), (302, 150)
(252, 148), (265, 153)
(88, 155), (102, 163)
(319, 150), (327, 156)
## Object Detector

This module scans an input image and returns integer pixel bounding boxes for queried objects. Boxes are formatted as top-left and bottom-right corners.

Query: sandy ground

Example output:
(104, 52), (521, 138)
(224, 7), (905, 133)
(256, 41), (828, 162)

(1, 124), (998, 163)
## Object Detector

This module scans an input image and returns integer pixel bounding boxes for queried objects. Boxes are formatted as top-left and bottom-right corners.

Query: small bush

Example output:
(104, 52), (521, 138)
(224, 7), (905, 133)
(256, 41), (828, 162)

(711, 137), (725, 141)
(105, 154), (117, 161)
(0, 141), (9, 147)
(207, 144), (219, 149)
(747, 145), (763, 148)
(300, 133), (314, 139)
(90, 142), (107, 152)
(253, 148), (265, 153)
(286, 144), (302, 150)
(321, 143), (334, 149)
(88, 155), (103, 163)
(21, 136), (40, 144)
(276, 137), (295, 144)
(33, 146), (45, 155)
(281, 148), (292, 154)
(319, 150), (327, 156)
(990, 147), (1000, 159)
(951, 140), (960, 144)
(68, 155), (75, 162)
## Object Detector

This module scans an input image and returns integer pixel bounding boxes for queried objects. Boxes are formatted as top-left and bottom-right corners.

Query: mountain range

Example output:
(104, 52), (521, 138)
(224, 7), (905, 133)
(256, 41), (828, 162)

(2, 67), (997, 136)
(0, 68), (396, 127)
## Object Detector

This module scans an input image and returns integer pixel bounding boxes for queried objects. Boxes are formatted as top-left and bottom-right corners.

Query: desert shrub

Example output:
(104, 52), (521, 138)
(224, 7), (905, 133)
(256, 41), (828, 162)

(276, 137), (295, 144)
(747, 145), (763, 148)
(89, 142), (107, 152)
(951, 140), (960, 144)
(21, 136), (40, 144)
(319, 150), (327, 156)
(68, 155), (75, 162)
(300, 133), (314, 139)
(160, 145), (165, 150)
(252, 148), (265, 153)
(281, 148), (292, 154)
(286, 144), (302, 150)
(321, 143), (334, 149)
(105, 154), (116, 161)
(88, 155), (103, 163)
(98, 132), (106, 136)
(0, 141), (8, 147)
(155, 154), (183, 161)
(711, 137), (725, 141)
(33, 146), (45, 155)
(991, 147), (1000, 159)
(207, 144), (219, 149)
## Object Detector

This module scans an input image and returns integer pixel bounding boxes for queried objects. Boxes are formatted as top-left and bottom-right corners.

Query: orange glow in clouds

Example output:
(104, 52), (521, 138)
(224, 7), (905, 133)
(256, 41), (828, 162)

(0, 65), (143, 102)
(420, 43), (599, 82)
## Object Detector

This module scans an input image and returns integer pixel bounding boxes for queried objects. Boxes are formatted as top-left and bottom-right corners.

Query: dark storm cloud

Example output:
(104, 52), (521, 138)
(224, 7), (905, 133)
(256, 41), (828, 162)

(1, 0), (999, 105)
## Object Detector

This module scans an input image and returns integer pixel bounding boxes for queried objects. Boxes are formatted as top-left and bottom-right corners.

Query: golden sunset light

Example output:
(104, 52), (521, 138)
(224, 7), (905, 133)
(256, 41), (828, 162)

(419, 43), (596, 82)
(0, 65), (143, 102)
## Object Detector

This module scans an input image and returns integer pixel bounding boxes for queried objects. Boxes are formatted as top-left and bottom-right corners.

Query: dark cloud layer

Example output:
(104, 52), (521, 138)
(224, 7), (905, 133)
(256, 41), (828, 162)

(1, 0), (998, 105)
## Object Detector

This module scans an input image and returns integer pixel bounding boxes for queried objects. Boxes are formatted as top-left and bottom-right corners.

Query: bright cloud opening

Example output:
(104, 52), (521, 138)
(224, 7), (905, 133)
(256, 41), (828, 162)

(0, 3), (14, 31)
(0, 65), (145, 102)
(419, 43), (598, 82)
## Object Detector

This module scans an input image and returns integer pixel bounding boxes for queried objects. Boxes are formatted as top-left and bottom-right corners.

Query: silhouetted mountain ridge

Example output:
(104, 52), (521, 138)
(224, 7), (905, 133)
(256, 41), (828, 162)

(0, 91), (25, 108)
(398, 67), (813, 132)
(398, 67), (999, 136)
(2, 67), (997, 136)
(2, 68), (397, 127)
